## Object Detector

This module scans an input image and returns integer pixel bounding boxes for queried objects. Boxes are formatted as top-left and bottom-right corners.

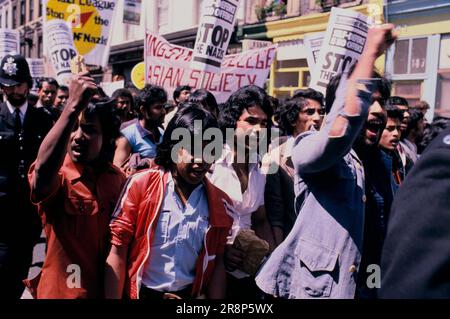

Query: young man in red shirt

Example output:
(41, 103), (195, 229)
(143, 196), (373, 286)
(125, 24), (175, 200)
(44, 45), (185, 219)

(25, 73), (126, 298)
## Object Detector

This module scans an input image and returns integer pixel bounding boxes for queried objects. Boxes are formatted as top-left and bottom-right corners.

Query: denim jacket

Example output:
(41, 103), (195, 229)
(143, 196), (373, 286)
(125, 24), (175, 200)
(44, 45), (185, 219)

(256, 77), (378, 299)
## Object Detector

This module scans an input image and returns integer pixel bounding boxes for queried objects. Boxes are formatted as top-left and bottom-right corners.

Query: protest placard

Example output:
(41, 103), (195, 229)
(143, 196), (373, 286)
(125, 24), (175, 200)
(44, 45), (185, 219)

(303, 32), (324, 72)
(191, 0), (241, 73)
(45, 19), (77, 86)
(0, 28), (20, 60)
(123, 0), (141, 25)
(309, 8), (370, 95)
(44, 0), (117, 67)
(26, 58), (46, 78)
(242, 39), (272, 51)
(131, 62), (145, 89)
(101, 80), (124, 97)
(145, 31), (276, 103)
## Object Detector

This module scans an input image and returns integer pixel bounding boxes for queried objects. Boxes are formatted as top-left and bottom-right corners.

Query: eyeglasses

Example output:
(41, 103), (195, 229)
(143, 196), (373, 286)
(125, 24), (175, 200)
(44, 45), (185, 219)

(302, 108), (325, 116)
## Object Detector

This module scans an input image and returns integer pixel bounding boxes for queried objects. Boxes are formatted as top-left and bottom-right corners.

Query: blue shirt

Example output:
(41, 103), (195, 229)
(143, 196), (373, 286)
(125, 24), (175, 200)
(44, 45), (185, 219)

(141, 172), (210, 291)
(256, 78), (379, 299)
(121, 120), (163, 159)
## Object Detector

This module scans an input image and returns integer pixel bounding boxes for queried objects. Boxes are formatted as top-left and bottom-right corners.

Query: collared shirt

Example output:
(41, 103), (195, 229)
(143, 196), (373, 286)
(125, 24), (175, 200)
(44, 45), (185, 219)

(142, 172), (209, 292)
(121, 120), (163, 159)
(6, 100), (28, 124)
(400, 139), (418, 163)
(208, 144), (265, 244)
(256, 77), (376, 299)
(25, 155), (126, 299)
(163, 106), (178, 129)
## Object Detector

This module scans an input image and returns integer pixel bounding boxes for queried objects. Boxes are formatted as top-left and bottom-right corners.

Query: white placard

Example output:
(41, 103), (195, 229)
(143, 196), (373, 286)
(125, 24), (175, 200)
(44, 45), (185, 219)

(310, 8), (370, 95)
(304, 32), (325, 72)
(191, 0), (241, 74)
(0, 28), (20, 60)
(26, 58), (46, 78)
(100, 80), (125, 97)
(44, 0), (117, 67)
(146, 30), (276, 103)
(45, 19), (77, 86)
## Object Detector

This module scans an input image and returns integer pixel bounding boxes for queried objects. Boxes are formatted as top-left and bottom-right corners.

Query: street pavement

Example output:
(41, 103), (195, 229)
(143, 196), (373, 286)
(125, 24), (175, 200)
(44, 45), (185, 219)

(21, 231), (45, 299)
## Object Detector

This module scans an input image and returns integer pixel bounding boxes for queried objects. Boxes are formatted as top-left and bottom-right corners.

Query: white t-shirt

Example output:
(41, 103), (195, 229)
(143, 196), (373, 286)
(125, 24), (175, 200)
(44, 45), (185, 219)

(208, 144), (266, 244)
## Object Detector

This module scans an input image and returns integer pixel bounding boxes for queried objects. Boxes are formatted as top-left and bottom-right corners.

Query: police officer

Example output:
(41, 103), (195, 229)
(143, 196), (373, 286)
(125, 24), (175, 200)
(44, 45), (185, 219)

(0, 54), (53, 298)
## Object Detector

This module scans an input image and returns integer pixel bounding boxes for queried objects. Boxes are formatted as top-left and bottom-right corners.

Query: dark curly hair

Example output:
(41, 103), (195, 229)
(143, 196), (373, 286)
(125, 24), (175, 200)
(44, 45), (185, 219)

(386, 96), (409, 108)
(218, 85), (272, 134)
(385, 102), (404, 121)
(136, 84), (168, 119)
(278, 97), (312, 136)
(187, 89), (219, 117)
(292, 88), (324, 105)
(37, 77), (59, 90)
(418, 116), (450, 154)
(155, 103), (219, 170)
(83, 98), (122, 164)
(173, 85), (191, 102)
(406, 108), (424, 135)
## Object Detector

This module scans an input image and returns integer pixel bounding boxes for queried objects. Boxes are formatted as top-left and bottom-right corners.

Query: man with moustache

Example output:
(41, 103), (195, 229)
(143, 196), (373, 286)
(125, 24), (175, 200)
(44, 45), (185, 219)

(256, 24), (397, 299)
(36, 77), (60, 122)
(0, 54), (53, 298)
(264, 89), (325, 246)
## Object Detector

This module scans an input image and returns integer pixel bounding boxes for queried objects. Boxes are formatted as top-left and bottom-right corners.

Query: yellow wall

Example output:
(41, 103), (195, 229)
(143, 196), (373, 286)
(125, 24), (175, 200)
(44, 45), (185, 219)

(266, 1), (385, 98)
(391, 12), (450, 38)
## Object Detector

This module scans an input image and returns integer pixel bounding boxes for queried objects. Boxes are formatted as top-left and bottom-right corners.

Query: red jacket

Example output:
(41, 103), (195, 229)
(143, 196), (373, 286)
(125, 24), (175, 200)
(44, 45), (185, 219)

(110, 168), (233, 299)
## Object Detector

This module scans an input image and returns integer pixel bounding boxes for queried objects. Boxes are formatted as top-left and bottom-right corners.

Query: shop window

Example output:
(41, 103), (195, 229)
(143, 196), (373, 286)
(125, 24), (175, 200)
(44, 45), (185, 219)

(278, 59), (307, 68)
(271, 58), (310, 99)
(393, 37), (428, 75)
(38, 35), (43, 58)
(393, 80), (422, 107)
(302, 71), (311, 87)
(275, 71), (299, 87)
(158, 0), (169, 34)
(20, 0), (25, 25)
(12, 6), (16, 28)
(436, 72), (450, 113)
(29, 0), (34, 21)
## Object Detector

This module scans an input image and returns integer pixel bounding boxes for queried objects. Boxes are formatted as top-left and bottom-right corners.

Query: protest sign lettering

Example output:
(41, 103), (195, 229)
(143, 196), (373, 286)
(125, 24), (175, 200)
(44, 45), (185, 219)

(146, 31), (276, 103)
(242, 39), (272, 51)
(0, 28), (20, 60)
(303, 32), (324, 72)
(26, 58), (46, 78)
(191, 0), (241, 73)
(310, 8), (370, 95)
(45, 19), (78, 86)
(44, 0), (117, 67)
